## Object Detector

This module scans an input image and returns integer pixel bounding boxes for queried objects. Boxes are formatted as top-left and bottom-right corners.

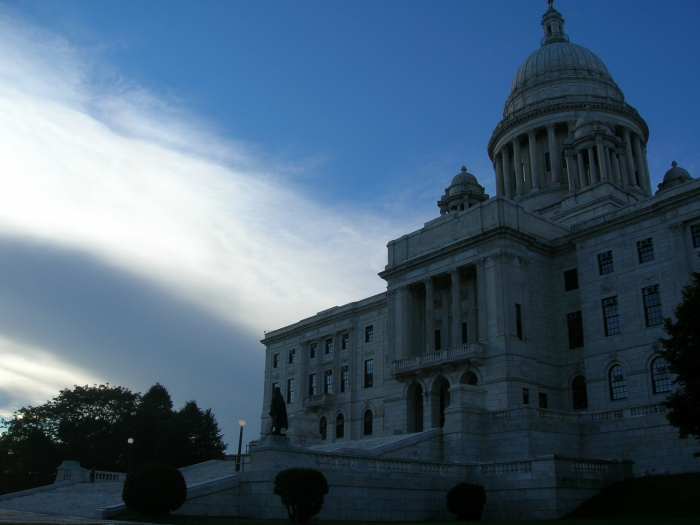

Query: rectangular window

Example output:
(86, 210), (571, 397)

(273, 353), (280, 368)
(288, 349), (296, 365)
(564, 268), (579, 291)
(602, 296), (621, 336)
(364, 359), (374, 388)
(434, 329), (442, 351)
(324, 338), (334, 355)
(637, 238), (655, 264)
(692, 224), (700, 249)
(598, 251), (614, 275)
(324, 370), (333, 394)
(341, 333), (349, 350)
(309, 343), (317, 359)
(545, 151), (552, 172)
(539, 393), (548, 408)
(287, 378), (295, 403)
(643, 285), (663, 327)
(461, 322), (468, 344)
(365, 325), (374, 343)
(341, 366), (349, 393)
(567, 311), (584, 349)
(515, 304), (523, 340)
(523, 388), (530, 405)
(308, 374), (317, 396)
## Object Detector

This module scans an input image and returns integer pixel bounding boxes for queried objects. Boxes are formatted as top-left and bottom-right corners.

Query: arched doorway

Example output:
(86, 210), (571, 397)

(432, 377), (451, 428)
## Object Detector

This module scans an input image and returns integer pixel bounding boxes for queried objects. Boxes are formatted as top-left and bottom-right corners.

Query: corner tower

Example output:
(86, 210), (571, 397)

(488, 1), (652, 224)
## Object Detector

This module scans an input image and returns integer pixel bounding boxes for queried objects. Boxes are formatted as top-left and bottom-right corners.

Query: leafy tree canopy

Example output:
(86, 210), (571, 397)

(0, 382), (227, 494)
(661, 271), (700, 457)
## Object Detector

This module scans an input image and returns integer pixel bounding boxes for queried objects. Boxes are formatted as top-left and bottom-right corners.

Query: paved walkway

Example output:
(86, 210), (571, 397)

(0, 509), (149, 524)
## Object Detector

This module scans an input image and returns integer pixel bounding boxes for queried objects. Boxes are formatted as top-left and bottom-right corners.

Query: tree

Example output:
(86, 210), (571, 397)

(0, 383), (227, 495)
(446, 482), (487, 521)
(274, 468), (329, 524)
(122, 463), (187, 515)
(661, 271), (700, 456)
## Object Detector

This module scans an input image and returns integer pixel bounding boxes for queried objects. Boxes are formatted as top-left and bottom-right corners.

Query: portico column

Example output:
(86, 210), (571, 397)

(546, 124), (561, 184)
(512, 137), (523, 196)
(618, 150), (629, 187)
(475, 259), (487, 342)
(494, 154), (504, 197)
(622, 128), (637, 187)
(424, 278), (434, 353)
(501, 146), (512, 199)
(587, 146), (598, 183)
(527, 130), (540, 189)
(577, 150), (587, 188)
(450, 268), (461, 348)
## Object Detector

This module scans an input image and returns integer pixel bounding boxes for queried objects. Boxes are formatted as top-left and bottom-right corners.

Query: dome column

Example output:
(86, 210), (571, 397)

(546, 124), (561, 184)
(587, 146), (598, 183)
(501, 146), (513, 199)
(512, 137), (524, 196)
(617, 148), (629, 187)
(527, 130), (540, 189)
(610, 148), (622, 186)
(642, 144), (652, 192)
(494, 154), (505, 197)
(596, 136), (609, 182)
(622, 128), (638, 187)
(563, 145), (578, 193)
(632, 134), (649, 193)
(577, 150), (587, 188)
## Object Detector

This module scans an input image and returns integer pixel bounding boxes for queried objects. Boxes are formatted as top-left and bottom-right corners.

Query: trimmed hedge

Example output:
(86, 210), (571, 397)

(274, 468), (329, 524)
(122, 463), (187, 515)
(446, 482), (487, 521)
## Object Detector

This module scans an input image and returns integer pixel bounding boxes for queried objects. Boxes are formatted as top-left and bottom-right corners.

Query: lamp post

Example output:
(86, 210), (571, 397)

(127, 438), (134, 474)
(236, 420), (246, 471)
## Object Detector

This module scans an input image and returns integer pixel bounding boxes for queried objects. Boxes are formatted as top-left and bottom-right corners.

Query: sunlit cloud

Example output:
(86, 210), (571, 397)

(0, 336), (99, 417)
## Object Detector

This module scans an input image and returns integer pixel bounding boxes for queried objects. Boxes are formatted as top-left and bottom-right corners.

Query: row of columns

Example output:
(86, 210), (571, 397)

(493, 124), (651, 199)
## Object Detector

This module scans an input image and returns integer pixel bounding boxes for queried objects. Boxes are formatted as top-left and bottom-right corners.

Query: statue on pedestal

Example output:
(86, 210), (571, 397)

(269, 387), (288, 435)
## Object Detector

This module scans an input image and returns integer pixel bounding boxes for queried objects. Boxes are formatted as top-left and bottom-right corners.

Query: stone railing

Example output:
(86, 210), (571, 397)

(492, 410), (512, 420)
(572, 460), (609, 473)
(303, 393), (334, 409)
(55, 460), (126, 484)
(314, 454), (454, 475)
(539, 409), (573, 421)
(481, 460), (532, 475)
(392, 343), (484, 377)
(535, 201), (562, 215)
(630, 403), (666, 417)
(590, 403), (665, 422)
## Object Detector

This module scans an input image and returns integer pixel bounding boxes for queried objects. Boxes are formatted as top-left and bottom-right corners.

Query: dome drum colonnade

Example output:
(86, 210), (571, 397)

(487, 4), (652, 208)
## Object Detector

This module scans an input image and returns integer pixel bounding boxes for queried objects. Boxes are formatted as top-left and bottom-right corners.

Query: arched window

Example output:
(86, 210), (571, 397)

(651, 357), (671, 394)
(572, 376), (588, 410)
(363, 410), (373, 436)
(335, 413), (345, 439)
(461, 371), (478, 385)
(319, 417), (327, 440)
(609, 365), (627, 400)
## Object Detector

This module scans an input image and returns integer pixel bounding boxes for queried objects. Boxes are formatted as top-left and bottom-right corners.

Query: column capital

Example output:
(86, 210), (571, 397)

(545, 123), (555, 132)
(527, 129), (537, 140)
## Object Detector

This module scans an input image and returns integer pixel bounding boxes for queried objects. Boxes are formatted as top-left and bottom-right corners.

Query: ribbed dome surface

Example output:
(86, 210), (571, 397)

(503, 41), (624, 118)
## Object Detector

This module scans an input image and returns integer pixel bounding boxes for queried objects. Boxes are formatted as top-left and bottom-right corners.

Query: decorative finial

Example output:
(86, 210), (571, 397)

(461, 166), (467, 173)
(548, 0), (554, 8)
(672, 161), (678, 168)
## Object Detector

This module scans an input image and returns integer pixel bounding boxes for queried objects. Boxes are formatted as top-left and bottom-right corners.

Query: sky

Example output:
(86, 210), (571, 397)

(0, 0), (699, 452)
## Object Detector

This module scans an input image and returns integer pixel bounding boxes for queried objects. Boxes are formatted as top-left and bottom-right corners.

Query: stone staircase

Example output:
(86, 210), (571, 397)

(0, 460), (241, 520)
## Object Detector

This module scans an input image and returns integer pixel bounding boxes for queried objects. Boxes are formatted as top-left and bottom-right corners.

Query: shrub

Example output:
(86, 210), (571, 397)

(274, 468), (329, 524)
(122, 463), (187, 515)
(446, 482), (487, 521)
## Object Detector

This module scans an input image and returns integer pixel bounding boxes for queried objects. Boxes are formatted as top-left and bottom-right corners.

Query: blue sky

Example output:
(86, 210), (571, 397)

(0, 0), (698, 449)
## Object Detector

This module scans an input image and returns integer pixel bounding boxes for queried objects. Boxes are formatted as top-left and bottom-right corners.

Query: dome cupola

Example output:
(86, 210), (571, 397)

(437, 167), (489, 215)
(656, 161), (693, 193)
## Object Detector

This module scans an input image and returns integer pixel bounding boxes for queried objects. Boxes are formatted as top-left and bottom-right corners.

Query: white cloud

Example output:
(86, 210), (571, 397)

(0, 8), (397, 341)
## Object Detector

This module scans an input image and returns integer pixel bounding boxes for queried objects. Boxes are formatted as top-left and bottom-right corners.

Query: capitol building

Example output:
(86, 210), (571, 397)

(255, 2), (700, 520)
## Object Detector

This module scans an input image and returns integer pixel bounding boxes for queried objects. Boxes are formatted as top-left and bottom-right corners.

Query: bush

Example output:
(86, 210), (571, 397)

(446, 482), (487, 521)
(122, 463), (187, 515)
(274, 468), (329, 524)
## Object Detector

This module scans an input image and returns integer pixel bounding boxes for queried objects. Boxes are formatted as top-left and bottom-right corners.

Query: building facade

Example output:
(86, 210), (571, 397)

(261, 2), (700, 482)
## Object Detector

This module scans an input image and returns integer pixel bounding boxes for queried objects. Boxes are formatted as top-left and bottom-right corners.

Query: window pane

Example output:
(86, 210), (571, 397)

(564, 268), (579, 291)
(603, 297), (620, 336)
(651, 357), (671, 394)
(364, 359), (374, 388)
(609, 365), (627, 400)
(643, 285), (663, 327)
(598, 251), (614, 275)
(637, 238), (655, 263)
